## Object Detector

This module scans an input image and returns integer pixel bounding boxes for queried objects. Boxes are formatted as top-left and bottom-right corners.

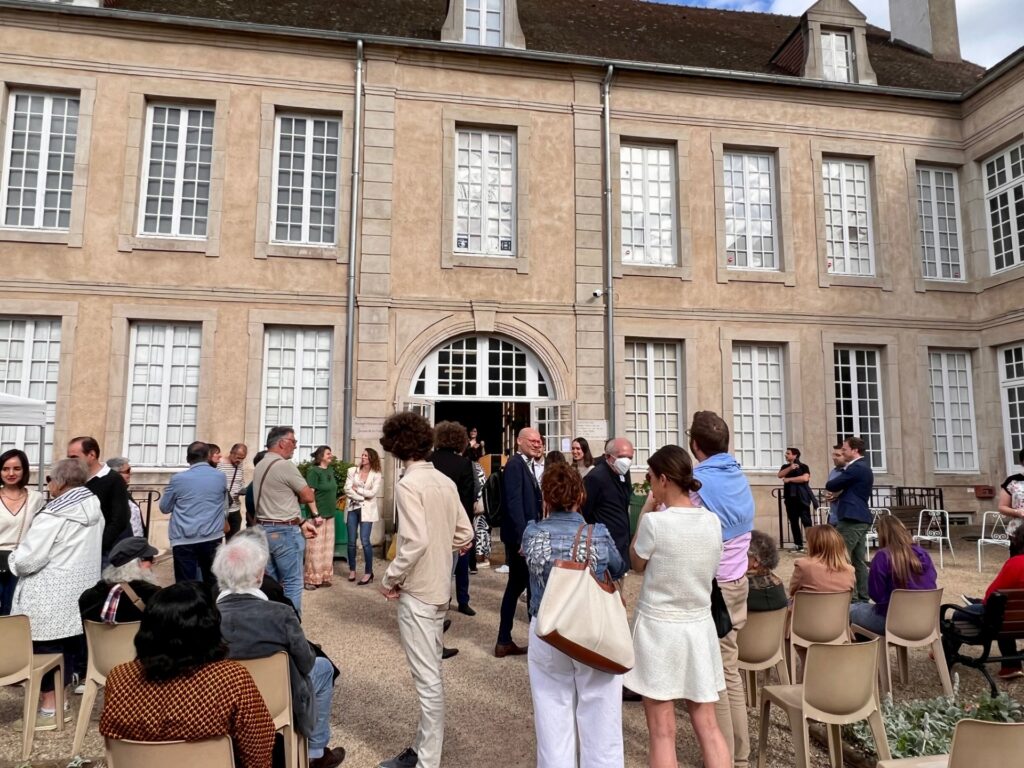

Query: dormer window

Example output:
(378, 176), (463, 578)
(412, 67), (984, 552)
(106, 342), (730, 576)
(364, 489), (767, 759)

(465, 0), (502, 47)
(821, 30), (853, 82)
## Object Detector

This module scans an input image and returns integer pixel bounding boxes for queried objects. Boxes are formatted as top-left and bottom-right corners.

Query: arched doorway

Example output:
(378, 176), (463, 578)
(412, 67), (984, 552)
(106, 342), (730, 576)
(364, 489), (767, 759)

(403, 334), (573, 456)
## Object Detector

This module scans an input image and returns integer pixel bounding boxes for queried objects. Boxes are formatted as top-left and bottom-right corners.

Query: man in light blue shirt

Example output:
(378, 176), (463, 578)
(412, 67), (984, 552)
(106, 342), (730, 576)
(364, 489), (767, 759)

(160, 440), (229, 585)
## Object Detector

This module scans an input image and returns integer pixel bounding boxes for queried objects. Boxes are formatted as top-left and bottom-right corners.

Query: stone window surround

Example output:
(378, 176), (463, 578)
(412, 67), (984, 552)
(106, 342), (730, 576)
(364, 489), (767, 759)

(810, 139), (892, 291)
(821, 330), (902, 482)
(440, 0), (526, 49)
(965, 129), (1024, 291)
(980, 324), (1024, 476)
(104, 304), (218, 471)
(718, 326), (803, 484)
(243, 309), (347, 455)
(0, 70), (95, 248)
(914, 333), (985, 482)
(711, 133), (796, 286)
(117, 81), (229, 257)
(441, 104), (531, 273)
(254, 92), (355, 262)
(801, 4), (877, 86)
(1, 298), (78, 457)
(611, 120), (692, 281)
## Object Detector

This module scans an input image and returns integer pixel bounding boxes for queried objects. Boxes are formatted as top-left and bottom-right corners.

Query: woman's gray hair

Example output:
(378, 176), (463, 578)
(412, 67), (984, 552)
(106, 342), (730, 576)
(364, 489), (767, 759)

(49, 458), (89, 492)
(212, 526), (269, 592)
(102, 559), (157, 586)
(748, 529), (779, 570)
(106, 456), (130, 471)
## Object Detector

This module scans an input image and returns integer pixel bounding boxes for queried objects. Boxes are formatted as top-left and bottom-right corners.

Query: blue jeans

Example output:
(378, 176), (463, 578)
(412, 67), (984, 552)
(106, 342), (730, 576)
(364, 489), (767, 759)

(172, 539), (220, 587)
(346, 510), (374, 576)
(264, 524), (306, 616)
(0, 572), (17, 616)
(308, 656), (337, 758)
(849, 600), (887, 635)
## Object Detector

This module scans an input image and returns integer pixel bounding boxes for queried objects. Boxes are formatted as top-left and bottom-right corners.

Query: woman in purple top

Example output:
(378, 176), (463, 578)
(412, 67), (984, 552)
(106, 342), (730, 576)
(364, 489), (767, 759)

(849, 516), (937, 635)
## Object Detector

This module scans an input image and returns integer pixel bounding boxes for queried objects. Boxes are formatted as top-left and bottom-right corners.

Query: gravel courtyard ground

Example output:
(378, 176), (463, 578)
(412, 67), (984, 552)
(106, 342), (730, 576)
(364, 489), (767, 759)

(1, 528), (1021, 767)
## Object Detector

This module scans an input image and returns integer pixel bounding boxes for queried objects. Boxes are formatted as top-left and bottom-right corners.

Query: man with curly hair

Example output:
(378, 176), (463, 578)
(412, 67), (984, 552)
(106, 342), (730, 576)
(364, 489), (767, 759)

(378, 411), (474, 768)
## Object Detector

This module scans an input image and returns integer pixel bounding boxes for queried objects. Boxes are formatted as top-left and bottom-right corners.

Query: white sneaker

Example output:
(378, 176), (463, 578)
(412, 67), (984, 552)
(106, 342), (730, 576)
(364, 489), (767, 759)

(476, 558), (491, 569)
(495, 564), (509, 574)
(72, 672), (85, 695)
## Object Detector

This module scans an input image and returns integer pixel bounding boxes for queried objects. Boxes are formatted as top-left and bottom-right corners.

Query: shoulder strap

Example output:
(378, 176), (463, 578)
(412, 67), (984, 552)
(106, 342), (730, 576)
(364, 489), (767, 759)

(118, 582), (146, 612)
(253, 455), (285, 519)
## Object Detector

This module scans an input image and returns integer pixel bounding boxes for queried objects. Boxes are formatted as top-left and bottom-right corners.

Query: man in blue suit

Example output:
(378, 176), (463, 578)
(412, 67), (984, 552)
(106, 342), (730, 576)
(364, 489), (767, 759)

(824, 436), (874, 602)
(495, 427), (544, 657)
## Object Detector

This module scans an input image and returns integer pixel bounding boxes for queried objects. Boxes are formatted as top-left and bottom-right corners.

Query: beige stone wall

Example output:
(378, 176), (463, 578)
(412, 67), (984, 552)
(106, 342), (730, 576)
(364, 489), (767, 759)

(1, 10), (1023, 533)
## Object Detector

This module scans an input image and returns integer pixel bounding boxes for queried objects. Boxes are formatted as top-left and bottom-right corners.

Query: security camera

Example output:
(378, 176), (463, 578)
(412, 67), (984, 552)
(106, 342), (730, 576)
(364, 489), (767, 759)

(592, 289), (604, 298)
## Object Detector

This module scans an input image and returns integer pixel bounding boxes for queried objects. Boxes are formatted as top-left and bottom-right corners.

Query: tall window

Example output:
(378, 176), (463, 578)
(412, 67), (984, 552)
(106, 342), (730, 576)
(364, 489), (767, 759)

(261, 327), (332, 458)
(1000, 344), (1024, 469)
(724, 152), (778, 270)
(917, 167), (964, 280)
(272, 114), (341, 246)
(464, 0), (503, 46)
(0, 317), (60, 464)
(624, 341), (683, 465)
(731, 344), (785, 470)
(821, 30), (853, 82)
(823, 158), (874, 276)
(2, 91), (79, 230)
(984, 141), (1024, 273)
(138, 103), (214, 238)
(454, 128), (516, 257)
(928, 351), (977, 472)
(834, 347), (885, 470)
(124, 323), (201, 466)
(621, 144), (676, 266)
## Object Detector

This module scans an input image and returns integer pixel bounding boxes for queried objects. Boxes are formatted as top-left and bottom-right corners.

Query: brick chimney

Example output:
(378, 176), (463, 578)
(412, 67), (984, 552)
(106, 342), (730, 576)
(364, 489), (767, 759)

(888, 0), (962, 62)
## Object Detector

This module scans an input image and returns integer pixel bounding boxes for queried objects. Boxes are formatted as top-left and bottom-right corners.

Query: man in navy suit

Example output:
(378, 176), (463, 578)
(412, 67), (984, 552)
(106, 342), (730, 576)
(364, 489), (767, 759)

(825, 436), (874, 602)
(495, 427), (544, 657)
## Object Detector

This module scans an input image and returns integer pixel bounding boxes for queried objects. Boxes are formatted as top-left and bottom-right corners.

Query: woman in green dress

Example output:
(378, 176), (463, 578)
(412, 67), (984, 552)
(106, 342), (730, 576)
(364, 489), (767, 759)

(303, 445), (338, 589)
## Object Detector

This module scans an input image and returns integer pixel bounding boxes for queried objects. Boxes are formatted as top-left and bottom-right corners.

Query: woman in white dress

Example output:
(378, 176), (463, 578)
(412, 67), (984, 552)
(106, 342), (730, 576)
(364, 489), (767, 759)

(624, 444), (730, 768)
(0, 448), (46, 615)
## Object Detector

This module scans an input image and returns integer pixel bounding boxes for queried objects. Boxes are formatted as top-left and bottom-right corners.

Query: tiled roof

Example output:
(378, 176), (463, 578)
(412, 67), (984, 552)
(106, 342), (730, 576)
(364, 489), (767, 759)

(102, 0), (986, 93)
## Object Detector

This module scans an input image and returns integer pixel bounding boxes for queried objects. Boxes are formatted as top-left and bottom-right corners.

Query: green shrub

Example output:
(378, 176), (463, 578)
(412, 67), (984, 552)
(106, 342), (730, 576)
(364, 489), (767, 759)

(844, 676), (1024, 759)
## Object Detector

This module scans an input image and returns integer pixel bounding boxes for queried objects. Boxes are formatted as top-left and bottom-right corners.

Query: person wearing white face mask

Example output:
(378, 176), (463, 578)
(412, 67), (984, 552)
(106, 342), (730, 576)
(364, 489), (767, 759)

(582, 437), (635, 567)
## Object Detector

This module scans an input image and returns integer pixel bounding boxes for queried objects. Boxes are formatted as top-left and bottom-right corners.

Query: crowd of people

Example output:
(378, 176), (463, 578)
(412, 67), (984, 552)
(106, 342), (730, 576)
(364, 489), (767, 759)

(2, 412), (1024, 768)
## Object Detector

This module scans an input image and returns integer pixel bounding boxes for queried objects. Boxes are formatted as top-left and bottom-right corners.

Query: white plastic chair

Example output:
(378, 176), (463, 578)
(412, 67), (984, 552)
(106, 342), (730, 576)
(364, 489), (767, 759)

(913, 509), (956, 568)
(977, 511), (1011, 572)
(865, 508), (891, 555)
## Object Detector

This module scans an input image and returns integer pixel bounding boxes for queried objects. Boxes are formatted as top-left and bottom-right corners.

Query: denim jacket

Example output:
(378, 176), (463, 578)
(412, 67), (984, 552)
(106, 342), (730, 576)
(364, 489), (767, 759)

(521, 510), (627, 618)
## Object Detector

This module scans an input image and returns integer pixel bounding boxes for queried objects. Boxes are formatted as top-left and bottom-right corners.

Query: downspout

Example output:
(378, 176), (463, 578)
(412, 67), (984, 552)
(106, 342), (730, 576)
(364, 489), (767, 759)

(601, 64), (616, 437)
(342, 39), (364, 461)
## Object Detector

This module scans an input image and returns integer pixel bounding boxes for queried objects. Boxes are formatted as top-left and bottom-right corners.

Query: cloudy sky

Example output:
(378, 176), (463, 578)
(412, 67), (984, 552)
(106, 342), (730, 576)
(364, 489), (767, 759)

(648, 0), (1022, 68)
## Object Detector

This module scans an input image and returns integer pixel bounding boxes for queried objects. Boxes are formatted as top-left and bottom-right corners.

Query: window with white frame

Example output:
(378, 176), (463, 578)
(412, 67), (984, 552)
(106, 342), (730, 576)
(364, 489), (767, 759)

(261, 327), (332, 459)
(411, 335), (551, 400)
(454, 128), (516, 256)
(833, 346), (885, 470)
(821, 30), (853, 82)
(624, 340), (683, 465)
(822, 158), (874, 276)
(272, 113), (341, 246)
(983, 142), (1024, 273)
(138, 103), (214, 238)
(464, 0), (503, 46)
(724, 151), (778, 270)
(124, 322), (201, 466)
(999, 344), (1024, 470)
(2, 91), (79, 230)
(731, 344), (785, 470)
(928, 350), (977, 472)
(917, 167), (964, 280)
(621, 144), (676, 266)
(0, 317), (60, 464)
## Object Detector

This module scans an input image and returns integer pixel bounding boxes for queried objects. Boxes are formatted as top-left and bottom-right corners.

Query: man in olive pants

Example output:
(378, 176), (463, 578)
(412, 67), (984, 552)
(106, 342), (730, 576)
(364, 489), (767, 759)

(690, 411), (756, 768)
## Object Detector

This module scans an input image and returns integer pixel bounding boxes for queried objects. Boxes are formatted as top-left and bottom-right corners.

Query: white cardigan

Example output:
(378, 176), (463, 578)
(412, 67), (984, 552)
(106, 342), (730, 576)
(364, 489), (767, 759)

(344, 467), (382, 523)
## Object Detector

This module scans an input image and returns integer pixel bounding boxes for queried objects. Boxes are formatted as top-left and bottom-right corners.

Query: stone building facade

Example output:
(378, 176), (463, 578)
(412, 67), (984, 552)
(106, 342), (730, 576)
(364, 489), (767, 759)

(1, 0), (1023, 530)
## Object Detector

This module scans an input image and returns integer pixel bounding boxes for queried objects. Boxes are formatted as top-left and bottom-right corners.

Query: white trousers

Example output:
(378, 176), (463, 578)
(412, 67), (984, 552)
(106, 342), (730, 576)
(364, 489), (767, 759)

(397, 592), (447, 768)
(528, 618), (624, 768)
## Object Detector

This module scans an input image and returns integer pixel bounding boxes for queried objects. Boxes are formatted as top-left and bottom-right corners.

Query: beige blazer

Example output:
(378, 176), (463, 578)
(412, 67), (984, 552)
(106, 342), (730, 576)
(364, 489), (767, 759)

(344, 467), (382, 523)
(788, 556), (856, 597)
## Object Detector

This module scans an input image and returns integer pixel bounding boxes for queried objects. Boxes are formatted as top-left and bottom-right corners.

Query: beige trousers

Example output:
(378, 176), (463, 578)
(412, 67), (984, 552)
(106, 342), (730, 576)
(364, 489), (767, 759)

(715, 577), (750, 768)
(396, 592), (447, 768)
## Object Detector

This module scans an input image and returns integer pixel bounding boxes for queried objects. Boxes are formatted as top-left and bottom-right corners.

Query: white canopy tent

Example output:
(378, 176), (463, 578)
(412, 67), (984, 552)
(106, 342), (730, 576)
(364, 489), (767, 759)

(0, 392), (47, 491)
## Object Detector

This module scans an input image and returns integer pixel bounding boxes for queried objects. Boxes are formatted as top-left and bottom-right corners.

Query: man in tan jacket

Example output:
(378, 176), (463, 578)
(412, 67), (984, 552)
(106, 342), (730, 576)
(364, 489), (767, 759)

(378, 411), (473, 768)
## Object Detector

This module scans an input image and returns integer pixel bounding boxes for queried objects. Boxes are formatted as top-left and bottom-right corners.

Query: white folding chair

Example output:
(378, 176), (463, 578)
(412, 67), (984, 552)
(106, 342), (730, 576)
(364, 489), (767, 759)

(913, 509), (956, 568)
(977, 510), (1012, 572)
(865, 508), (891, 555)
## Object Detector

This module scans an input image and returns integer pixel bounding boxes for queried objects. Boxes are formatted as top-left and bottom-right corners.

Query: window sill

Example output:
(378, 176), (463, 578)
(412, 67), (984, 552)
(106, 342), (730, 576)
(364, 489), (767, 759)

(974, 265), (1024, 292)
(119, 234), (217, 256)
(614, 262), (692, 281)
(717, 266), (795, 286)
(443, 252), (527, 273)
(820, 273), (892, 291)
(0, 228), (74, 246)
(265, 242), (340, 261)
(914, 277), (975, 294)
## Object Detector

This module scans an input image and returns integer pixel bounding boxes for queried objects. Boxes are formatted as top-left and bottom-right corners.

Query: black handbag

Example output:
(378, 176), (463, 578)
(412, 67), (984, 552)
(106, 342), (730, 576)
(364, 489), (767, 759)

(0, 550), (10, 575)
(710, 578), (734, 638)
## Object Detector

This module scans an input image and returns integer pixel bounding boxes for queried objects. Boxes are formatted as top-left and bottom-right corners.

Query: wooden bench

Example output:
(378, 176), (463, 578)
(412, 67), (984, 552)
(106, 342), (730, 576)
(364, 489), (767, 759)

(940, 588), (1024, 695)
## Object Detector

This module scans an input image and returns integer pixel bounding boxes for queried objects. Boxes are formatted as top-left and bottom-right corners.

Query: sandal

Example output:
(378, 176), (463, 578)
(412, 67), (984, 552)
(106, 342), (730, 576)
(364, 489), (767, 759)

(358, 574), (374, 585)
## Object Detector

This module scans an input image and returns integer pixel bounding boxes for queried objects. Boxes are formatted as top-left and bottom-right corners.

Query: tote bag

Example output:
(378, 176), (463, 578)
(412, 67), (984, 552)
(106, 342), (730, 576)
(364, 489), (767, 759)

(535, 524), (635, 675)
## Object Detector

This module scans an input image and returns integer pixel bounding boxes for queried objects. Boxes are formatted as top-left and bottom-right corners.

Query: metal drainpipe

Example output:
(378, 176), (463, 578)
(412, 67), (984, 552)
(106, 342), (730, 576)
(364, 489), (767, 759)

(342, 39), (364, 461)
(601, 64), (616, 437)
